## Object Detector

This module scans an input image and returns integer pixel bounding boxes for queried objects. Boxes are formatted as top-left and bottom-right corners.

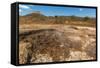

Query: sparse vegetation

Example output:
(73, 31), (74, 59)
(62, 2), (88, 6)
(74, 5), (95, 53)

(19, 13), (96, 27)
(19, 12), (96, 64)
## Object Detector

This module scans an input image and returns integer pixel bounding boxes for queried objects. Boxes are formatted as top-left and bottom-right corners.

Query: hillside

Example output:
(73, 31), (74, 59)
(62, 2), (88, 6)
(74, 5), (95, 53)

(19, 12), (96, 27)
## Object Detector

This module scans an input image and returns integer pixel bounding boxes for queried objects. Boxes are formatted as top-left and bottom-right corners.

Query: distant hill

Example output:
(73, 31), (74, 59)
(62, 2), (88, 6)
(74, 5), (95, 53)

(19, 12), (48, 24)
(19, 12), (96, 27)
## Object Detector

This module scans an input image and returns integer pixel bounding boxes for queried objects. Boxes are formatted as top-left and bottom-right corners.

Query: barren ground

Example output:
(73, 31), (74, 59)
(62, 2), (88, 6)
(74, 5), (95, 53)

(19, 24), (96, 64)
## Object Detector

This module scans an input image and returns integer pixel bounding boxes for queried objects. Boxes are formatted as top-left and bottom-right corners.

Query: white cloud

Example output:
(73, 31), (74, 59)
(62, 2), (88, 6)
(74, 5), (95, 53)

(79, 8), (83, 11)
(19, 5), (30, 9)
(19, 9), (22, 12)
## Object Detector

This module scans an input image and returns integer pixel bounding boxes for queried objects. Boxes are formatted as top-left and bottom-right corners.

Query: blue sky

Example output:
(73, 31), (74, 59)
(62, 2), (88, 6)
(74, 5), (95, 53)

(19, 4), (96, 17)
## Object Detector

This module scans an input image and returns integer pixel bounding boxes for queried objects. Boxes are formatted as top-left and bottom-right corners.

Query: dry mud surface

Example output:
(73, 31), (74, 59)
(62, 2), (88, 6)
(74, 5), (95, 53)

(19, 24), (96, 64)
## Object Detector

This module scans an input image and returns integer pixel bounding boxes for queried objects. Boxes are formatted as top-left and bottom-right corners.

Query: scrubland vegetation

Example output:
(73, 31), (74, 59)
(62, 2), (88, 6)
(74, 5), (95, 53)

(19, 12), (96, 64)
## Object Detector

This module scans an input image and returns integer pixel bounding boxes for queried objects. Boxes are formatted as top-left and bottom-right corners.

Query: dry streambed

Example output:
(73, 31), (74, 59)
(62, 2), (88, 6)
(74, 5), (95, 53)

(19, 24), (96, 64)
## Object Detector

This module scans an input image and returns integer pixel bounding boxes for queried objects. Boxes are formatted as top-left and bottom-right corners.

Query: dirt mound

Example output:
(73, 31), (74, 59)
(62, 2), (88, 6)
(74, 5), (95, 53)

(19, 27), (96, 64)
(19, 29), (70, 64)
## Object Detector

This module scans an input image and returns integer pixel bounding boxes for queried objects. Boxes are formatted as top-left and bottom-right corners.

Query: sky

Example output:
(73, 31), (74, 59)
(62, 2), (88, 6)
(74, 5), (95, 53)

(19, 4), (96, 17)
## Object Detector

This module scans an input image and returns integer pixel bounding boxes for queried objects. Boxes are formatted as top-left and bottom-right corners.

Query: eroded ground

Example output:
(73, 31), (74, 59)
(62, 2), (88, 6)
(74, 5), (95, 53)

(19, 24), (96, 64)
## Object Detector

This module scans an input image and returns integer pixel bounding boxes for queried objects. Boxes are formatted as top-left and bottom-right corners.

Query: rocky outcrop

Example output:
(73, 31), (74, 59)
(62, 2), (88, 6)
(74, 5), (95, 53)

(19, 26), (96, 64)
(19, 29), (70, 64)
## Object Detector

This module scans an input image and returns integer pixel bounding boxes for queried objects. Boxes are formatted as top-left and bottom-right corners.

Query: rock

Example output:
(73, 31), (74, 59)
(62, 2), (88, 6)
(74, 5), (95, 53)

(84, 41), (96, 59)
(19, 26), (96, 64)
(19, 29), (70, 64)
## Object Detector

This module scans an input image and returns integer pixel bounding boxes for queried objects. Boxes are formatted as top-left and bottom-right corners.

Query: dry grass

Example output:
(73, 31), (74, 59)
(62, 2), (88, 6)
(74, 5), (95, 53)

(84, 41), (96, 59)
(19, 29), (70, 63)
(19, 12), (96, 64)
(19, 23), (96, 64)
